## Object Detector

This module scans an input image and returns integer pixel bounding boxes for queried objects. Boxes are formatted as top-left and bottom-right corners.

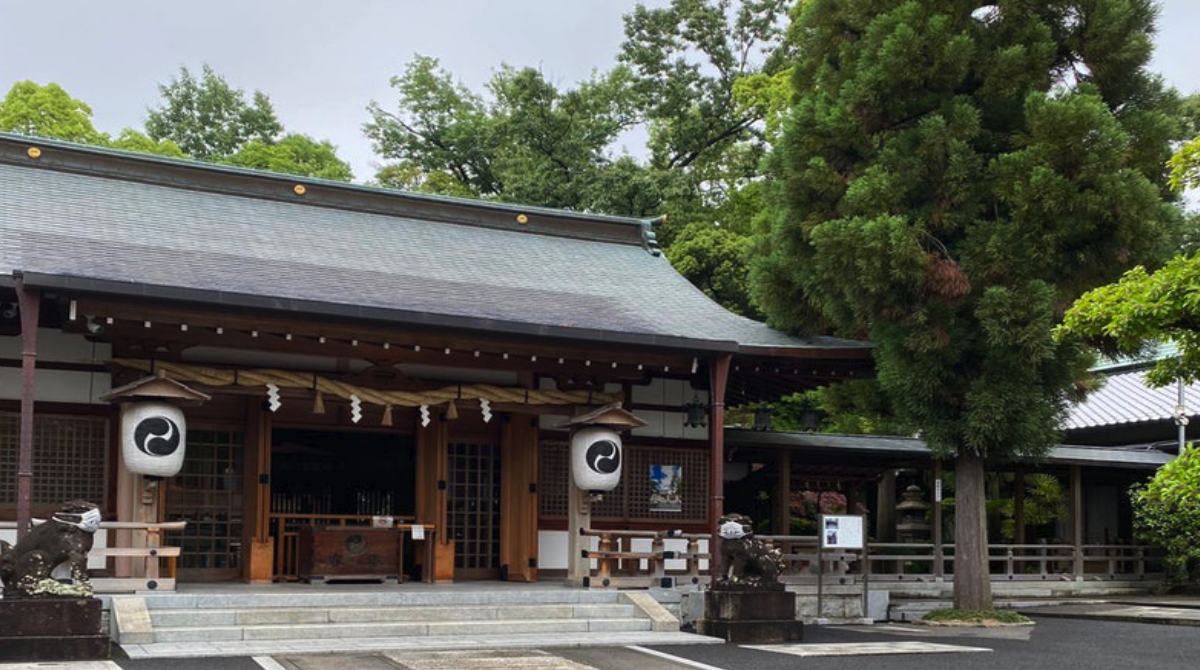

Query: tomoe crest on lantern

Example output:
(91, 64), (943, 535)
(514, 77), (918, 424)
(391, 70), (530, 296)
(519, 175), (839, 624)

(121, 401), (187, 477)
(571, 426), (623, 492)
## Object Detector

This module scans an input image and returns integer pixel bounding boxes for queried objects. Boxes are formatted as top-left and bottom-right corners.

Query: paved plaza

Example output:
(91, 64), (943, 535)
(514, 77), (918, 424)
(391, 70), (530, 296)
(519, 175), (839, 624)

(3, 615), (1199, 670)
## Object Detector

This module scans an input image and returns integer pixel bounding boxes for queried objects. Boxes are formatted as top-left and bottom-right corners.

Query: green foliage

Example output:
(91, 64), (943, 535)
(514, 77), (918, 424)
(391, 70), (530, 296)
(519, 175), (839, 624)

(364, 55), (639, 212)
(146, 65), (282, 160)
(1130, 443), (1200, 583)
(986, 473), (1067, 542)
(1169, 136), (1200, 192)
(0, 81), (101, 142)
(1058, 253), (1200, 386)
(364, 2), (795, 315)
(921, 608), (1032, 625)
(105, 128), (187, 158)
(227, 134), (353, 181)
(753, 0), (1185, 462)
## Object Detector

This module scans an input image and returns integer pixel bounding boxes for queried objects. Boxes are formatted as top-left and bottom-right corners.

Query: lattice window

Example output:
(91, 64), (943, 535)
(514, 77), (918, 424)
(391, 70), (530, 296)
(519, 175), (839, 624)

(164, 430), (244, 571)
(0, 412), (109, 508)
(448, 440), (501, 572)
(538, 440), (569, 519)
(537, 440), (708, 524)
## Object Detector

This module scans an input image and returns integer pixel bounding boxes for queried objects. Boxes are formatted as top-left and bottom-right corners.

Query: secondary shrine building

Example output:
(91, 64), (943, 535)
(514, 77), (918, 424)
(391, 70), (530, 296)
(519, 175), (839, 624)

(0, 133), (873, 584)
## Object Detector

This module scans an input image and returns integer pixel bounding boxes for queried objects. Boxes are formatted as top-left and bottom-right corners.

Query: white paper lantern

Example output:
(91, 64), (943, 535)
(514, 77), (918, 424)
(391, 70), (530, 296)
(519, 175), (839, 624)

(570, 426), (622, 492)
(121, 401), (187, 477)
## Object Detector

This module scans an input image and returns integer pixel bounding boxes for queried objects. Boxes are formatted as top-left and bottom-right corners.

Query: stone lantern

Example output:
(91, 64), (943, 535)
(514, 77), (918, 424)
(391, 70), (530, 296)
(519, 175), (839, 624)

(895, 484), (931, 543)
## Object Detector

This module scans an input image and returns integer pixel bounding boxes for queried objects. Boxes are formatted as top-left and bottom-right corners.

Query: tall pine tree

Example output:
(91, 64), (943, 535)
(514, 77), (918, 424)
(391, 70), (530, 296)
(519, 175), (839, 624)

(753, 0), (1183, 609)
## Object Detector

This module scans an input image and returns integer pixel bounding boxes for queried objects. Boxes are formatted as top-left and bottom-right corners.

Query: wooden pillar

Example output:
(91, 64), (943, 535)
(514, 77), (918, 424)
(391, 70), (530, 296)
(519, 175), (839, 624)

(1013, 469), (1026, 546)
(708, 354), (732, 578)
(1071, 465), (1084, 580)
(773, 450), (792, 534)
(933, 460), (944, 578)
(500, 414), (539, 582)
(416, 411), (451, 581)
(875, 470), (896, 542)
(14, 282), (39, 539)
(243, 398), (273, 583)
(566, 472), (592, 586)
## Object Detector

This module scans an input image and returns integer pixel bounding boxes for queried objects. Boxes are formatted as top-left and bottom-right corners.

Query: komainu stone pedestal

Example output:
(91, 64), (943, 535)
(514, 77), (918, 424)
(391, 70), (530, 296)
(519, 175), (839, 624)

(0, 598), (110, 661)
(697, 589), (804, 643)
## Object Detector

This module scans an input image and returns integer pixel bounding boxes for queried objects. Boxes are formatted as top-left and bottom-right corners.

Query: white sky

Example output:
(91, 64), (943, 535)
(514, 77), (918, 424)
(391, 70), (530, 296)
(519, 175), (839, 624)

(1, 0), (1197, 182)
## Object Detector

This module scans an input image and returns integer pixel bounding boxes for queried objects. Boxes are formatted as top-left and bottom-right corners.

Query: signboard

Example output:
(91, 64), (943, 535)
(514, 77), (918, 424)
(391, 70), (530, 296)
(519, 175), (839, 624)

(935, 478), (943, 502)
(820, 514), (864, 549)
(649, 464), (682, 512)
(411, 524), (425, 541)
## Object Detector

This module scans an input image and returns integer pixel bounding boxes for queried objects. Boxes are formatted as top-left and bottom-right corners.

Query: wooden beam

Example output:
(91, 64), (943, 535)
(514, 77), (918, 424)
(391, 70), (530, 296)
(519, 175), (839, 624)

(101, 319), (660, 381)
(1013, 468), (1026, 546)
(708, 353), (732, 578)
(76, 298), (696, 368)
(1071, 465), (1083, 580)
(15, 282), (39, 540)
(773, 450), (791, 534)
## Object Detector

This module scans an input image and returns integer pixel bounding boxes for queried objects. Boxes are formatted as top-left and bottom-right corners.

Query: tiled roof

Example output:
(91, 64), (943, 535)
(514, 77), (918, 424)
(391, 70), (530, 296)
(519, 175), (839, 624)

(1063, 368), (1200, 430)
(0, 134), (868, 354)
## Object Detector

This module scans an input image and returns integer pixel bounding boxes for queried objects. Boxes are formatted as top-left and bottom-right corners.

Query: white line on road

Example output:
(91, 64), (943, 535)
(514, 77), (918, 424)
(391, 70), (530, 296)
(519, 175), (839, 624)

(253, 656), (289, 670)
(626, 645), (729, 670)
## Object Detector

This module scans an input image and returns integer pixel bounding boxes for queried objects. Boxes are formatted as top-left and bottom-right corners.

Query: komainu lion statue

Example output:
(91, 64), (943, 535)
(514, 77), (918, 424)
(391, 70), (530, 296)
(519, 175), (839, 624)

(713, 513), (786, 590)
(0, 500), (101, 598)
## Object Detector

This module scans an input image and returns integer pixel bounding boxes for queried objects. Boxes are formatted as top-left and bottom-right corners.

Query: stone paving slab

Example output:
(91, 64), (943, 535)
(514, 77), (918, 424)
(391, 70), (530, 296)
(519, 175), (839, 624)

(122, 631), (722, 659)
(741, 641), (993, 657)
(1025, 603), (1200, 626)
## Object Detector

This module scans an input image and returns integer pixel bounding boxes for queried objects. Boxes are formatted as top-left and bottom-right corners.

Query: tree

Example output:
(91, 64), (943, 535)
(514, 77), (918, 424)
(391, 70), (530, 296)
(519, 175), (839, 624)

(106, 128), (187, 158)
(1130, 443), (1200, 583)
(227, 134), (353, 181)
(753, 0), (1184, 610)
(146, 65), (282, 160)
(1059, 253), (1200, 385)
(0, 81), (101, 142)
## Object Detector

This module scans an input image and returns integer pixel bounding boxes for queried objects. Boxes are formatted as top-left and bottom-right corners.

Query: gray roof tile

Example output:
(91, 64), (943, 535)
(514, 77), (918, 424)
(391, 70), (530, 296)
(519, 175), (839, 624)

(0, 154), (865, 353)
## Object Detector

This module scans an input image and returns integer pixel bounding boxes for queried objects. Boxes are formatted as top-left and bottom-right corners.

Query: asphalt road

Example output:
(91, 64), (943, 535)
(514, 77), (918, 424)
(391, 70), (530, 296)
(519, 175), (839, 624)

(106, 616), (1200, 670)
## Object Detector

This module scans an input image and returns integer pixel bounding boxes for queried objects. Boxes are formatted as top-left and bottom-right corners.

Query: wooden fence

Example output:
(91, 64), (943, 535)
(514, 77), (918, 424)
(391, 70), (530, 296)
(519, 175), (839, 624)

(577, 530), (1162, 588)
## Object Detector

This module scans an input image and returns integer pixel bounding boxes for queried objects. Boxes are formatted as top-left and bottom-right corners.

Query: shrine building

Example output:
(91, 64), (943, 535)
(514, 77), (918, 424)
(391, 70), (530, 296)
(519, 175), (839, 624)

(0, 133), (874, 585)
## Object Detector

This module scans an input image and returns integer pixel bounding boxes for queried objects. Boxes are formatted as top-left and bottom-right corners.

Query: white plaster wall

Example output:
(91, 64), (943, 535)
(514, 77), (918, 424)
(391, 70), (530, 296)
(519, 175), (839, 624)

(0, 330), (111, 404)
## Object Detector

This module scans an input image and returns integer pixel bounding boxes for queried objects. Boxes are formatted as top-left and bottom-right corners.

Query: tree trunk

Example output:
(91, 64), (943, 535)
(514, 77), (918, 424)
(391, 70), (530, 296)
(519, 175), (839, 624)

(953, 451), (992, 610)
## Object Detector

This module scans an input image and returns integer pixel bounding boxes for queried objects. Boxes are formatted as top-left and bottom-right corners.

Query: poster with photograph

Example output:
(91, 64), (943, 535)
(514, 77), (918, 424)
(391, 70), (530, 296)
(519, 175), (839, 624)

(820, 514), (864, 549)
(649, 464), (682, 512)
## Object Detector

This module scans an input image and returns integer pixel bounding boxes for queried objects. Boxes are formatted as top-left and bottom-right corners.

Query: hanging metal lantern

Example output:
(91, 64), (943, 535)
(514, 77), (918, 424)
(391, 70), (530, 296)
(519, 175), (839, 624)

(683, 394), (708, 428)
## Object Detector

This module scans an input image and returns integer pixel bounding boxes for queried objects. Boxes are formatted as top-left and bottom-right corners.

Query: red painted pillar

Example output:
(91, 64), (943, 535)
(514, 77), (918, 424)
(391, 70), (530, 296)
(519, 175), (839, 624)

(708, 354), (732, 578)
(15, 281), (40, 540)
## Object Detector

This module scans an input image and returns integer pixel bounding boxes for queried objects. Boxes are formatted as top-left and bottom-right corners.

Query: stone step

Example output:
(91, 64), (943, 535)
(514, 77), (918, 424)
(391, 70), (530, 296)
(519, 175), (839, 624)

(152, 617), (652, 643)
(149, 603), (636, 627)
(138, 589), (623, 610)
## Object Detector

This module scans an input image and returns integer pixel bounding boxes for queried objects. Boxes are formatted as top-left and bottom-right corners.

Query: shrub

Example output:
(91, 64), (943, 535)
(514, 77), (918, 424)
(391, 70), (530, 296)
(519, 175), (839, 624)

(1131, 443), (1200, 584)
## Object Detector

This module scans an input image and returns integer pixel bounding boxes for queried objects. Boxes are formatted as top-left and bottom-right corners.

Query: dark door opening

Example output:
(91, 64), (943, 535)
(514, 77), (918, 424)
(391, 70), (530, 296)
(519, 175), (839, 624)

(271, 428), (415, 517)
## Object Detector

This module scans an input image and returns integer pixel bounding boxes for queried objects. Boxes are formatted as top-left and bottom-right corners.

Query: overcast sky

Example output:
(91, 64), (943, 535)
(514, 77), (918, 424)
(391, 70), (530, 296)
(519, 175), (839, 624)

(2, 0), (1197, 182)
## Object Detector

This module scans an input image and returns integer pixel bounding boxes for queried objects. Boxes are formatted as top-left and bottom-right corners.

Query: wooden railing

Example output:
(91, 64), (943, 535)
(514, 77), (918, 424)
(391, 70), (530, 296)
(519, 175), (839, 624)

(269, 513), (433, 582)
(574, 530), (1162, 588)
(1, 520), (186, 592)
(580, 528), (708, 588)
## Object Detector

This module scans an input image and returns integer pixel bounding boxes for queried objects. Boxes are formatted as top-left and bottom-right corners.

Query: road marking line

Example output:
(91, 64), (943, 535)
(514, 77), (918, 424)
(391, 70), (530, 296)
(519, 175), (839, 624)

(253, 656), (289, 670)
(626, 645), (729, 670)
(741, 641), (992, 657)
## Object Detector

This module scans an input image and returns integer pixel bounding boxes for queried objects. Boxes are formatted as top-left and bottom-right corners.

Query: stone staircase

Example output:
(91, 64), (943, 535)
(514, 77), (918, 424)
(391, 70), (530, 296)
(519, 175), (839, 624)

(109, 588), (711, 658)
